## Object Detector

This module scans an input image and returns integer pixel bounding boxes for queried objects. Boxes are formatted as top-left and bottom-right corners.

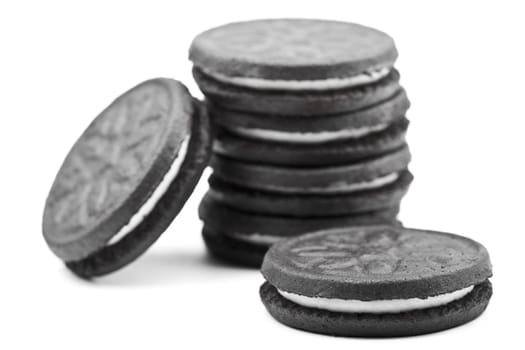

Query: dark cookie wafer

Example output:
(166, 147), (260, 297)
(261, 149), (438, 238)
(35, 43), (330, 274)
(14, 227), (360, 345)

(194, 67), (401, 116)
(213, 118), (409, 166)
(207, 170), (413, 217)
(211, 146), (410, 193)
(209, 88), (409, 133)
(202, 227), (268, 268)
(260, 280), (492, 337)
(43, 79), (211, 277)
(189, 19), (397, 81)
(199, 194), (401, 240)
(260, 226), (492, 337)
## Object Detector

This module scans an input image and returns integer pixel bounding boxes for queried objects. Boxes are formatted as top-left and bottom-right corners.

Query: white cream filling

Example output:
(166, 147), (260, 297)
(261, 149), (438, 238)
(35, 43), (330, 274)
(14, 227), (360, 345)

(274, 172), (399, 194)
(107, 137), (190, 245)
(202, 66), (391, 91)
(228, 233), (283, 246)
(230, 123), (388, 143)
(278, 285), (474, 314)
(323, 172), (399, 193)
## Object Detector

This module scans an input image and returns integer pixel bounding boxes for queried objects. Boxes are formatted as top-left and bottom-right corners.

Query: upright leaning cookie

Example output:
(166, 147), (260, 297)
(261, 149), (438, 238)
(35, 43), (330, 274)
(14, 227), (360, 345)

(260, 226), (493, 337)
(42, 79), (211, 278)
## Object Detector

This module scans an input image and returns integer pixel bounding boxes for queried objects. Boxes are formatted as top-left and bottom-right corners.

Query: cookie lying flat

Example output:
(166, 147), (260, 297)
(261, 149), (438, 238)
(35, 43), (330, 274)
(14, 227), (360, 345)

(207, 170), (412, 217)
(42, 79), (211, 278)
(194, 67), (401, 116)
(190, 19), (397, 83)
(211, 146), (410, 194)
(208, 88), (410, 140)
(260, 226), (493, 337)
(214, 118), (409, 166)
(199, 194), (400, 247)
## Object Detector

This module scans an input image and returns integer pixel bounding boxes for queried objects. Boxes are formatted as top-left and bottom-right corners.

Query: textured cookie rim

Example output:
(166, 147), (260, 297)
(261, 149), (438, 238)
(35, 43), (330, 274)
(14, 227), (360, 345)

(207, 170), (412, 217)
(199, 193), (401, 237)
(193, 67), (402, 116)
(210, 146), (411, 193)
(213, 118), (409, 167)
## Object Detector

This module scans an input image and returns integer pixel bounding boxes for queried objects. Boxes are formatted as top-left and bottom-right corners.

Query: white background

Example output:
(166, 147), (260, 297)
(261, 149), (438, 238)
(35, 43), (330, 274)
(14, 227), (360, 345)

(1, 1), (523, 349)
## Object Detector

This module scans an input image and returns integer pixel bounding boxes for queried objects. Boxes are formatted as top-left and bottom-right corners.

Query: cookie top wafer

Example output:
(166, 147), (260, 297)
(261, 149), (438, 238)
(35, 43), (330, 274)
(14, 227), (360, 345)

(43, 78), (209, 267)
(262, 226), (492, 300)
(190, 19), (397, 81)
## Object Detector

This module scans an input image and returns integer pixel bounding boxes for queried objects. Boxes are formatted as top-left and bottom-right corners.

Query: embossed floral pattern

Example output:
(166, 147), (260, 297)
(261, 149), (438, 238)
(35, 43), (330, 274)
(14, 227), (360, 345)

(286, 227), (476, 278)
(45, 83), (171, 236)
(196, 19), (392, 66)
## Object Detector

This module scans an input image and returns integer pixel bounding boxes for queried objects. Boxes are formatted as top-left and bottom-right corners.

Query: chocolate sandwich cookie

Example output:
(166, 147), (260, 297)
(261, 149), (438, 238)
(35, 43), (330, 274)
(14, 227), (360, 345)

(208, 88), (410, 142)
(199, 195), (401, 267)
(207, 170), (413, 217)
(211, 146), (411, 194)
(190, 19), (402, 116)
(194, 68), (401, 116)
(260, 226), (493, 337)
(190, 19), (397, 81)
(42, 79), (211, 278)
(214, 117), (409, 167)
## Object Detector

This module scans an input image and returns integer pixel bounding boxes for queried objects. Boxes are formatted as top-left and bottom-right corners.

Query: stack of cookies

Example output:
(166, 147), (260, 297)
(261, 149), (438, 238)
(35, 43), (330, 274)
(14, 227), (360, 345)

(189, 19), (413, 266)
(41, 18), (494, 339)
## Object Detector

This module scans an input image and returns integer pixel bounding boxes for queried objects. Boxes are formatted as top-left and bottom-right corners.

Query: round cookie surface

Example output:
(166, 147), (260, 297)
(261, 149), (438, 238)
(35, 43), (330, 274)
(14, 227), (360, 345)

(43, 79), (211, 277)
(260, 226), (493, 337)
(189, 19), (397, 80)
